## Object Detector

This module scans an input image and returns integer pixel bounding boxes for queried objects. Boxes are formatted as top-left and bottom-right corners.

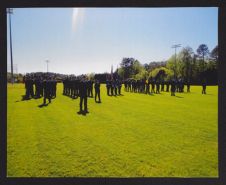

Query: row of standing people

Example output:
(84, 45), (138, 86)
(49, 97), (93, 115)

(106, 79), (122, 96)
(124, 79), (189, 96)
(63, 78), (94, 98)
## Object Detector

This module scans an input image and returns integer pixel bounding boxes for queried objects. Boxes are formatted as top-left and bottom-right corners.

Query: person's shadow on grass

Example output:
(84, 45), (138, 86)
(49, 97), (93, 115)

(20, 95), (31, 101)
(38, 103), (49, 108)
(175, 95), (184, 98)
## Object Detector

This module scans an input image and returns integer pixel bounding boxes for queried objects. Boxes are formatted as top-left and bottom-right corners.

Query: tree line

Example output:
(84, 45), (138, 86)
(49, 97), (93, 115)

(117, 44), (218, 85)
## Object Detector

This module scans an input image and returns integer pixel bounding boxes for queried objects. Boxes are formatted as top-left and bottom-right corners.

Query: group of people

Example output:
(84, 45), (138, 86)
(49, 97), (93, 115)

(23, 74), (57, 105)
(23, 73), (208, 113)
(124, 78), (190, 96)
(106, 79), (122, 96)
(62, 76), (101, 113)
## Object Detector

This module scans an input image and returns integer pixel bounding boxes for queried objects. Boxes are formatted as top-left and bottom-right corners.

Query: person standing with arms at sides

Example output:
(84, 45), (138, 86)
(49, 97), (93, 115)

(106, 80), (110, 96)
(110, 80), (114, 96)
(151, 79), (155, 94)
(43, 79), (51, 105)
(187, 79), (190, 93)
(78, 78), (88, 113)
(156, 80), (160, 94)
(118, 80), (122, 95)
(166, 80), (170, 92)
(202, 79), (207, 94)
(95, 80), (101, 103)
(171, 79), (176, 96)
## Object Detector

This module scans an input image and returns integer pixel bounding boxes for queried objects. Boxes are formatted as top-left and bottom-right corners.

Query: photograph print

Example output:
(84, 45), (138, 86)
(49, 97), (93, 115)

(7, 7), (218, 177)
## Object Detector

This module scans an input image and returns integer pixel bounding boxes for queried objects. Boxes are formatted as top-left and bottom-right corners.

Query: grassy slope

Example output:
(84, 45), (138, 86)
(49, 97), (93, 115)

(7, 83), (218, 177)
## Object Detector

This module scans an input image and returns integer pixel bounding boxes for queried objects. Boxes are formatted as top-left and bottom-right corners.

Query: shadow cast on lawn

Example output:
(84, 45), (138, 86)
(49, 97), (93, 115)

(16, 95), (43, 102)
(38, 103), (50, 108)
(20, 95), (31, 101)
(175, 95), (184, 98)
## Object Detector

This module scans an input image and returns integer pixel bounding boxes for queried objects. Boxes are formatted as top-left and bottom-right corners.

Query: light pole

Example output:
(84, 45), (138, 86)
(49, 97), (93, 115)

(171, 44), (181, 79)
(45, 60), (50, 73)
(7, 8), (14, 84)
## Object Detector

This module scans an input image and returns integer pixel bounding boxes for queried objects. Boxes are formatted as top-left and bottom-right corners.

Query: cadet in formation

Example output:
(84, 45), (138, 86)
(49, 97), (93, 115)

(202, 79), (207, 94)
(78, 78), (88, 113)
(170, 80), (176, 96)
(106, 79), (122, 96)
(94, 80), (101, 103)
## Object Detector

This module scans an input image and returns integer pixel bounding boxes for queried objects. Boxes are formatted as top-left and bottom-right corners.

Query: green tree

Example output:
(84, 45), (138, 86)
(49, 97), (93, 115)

(166, 55), (180, 79)
(196, 44), (209, 72)
(180, 46), (193, 81)
(210, 45), (218, 68)
(119, 58), (135, 79)
(149, 67), (173, 81)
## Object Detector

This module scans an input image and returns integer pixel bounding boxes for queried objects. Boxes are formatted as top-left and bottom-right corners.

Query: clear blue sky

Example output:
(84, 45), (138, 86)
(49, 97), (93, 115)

(7, 8), (218, 75)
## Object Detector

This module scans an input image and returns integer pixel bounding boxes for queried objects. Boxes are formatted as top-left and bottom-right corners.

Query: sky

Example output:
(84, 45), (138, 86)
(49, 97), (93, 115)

(7, 8), (218, 75)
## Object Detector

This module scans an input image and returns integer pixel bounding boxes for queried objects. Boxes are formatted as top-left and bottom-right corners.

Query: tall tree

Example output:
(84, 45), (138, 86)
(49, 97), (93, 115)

(196, 44), (209, 72)
(210, 45), (218, 68)
(119, 58), (135, 79)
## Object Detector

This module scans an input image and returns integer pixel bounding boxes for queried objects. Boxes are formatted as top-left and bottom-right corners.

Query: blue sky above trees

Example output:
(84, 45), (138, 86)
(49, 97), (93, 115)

(7, 8), (218, 75)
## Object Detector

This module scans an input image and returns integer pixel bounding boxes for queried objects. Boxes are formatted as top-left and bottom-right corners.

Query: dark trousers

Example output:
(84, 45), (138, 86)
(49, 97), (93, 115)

(80, 96), (87, 111)
(29, 87), (34, 98)
(114, 88), (117, 95)
(187, 85), (190, 92)
(43, 92), (51, 104)
(107, 87), (110, 95)
(171, 87), (176, 96)
(111, 87), (114, 96)
(90, 88), (93, 97)
(202, 86), (206, 94)
(95, 90), (101, 102)
(119, 87), (121, 95)
(166, 85), (169, 92)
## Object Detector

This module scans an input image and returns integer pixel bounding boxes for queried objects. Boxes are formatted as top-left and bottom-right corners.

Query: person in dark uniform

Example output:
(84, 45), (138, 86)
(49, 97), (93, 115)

(186, 79), (190, 93)
(29, 77), (34, 98)
(43, 79), (51, 104)
(202, 79), (207, 94)
(118, 80), (122, 95)
(94, 80), (101, 103)
(90, 80), (94, 97)
(110, 80), (114, 96)
(156, 80), (160, 94)
(161, 80), (165, 92)
(114, 80), (118, 96)
(151, 79), (155, 93)
(78, 78), (88, 113)
(52, 79), (57, 98)
(171, 80), (176, 96)
(106, 80), (110, 96)
(166, 80), (170, 92)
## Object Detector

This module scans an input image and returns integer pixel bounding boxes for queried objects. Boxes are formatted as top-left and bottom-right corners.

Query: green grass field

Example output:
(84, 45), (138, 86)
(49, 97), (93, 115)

(7, 83), (218, 177)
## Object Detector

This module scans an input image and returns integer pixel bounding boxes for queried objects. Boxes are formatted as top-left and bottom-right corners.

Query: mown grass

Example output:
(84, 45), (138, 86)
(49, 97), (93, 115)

(7, 83), (218, 177)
